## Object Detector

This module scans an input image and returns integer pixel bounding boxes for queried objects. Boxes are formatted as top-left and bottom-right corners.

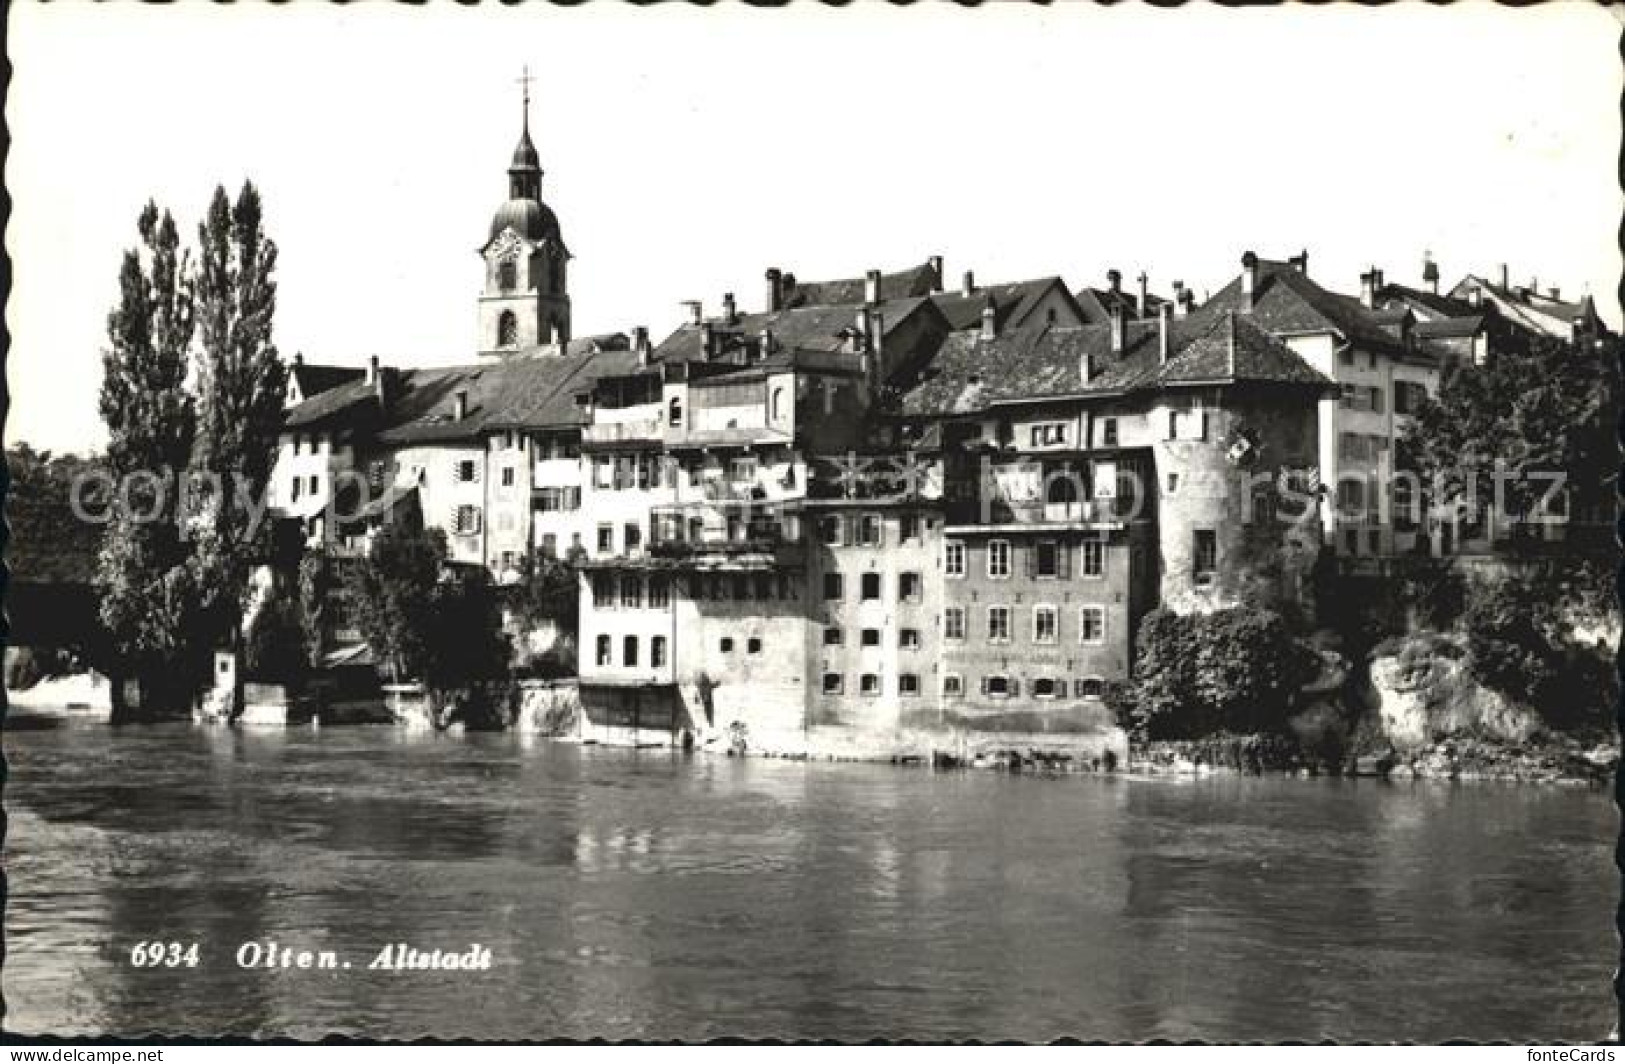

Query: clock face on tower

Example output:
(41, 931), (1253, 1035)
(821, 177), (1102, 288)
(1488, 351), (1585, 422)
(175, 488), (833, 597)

(489, 229), (523, 263)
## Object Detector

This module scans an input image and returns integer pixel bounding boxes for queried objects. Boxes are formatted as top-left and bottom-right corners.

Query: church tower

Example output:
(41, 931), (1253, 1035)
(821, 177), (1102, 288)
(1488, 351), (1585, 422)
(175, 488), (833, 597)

(477, 69), (571, 358)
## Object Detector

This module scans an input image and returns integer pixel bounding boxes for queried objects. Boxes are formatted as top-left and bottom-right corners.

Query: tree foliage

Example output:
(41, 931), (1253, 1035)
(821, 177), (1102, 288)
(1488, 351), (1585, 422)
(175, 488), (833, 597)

(1130, 607), (1320, 740)
(244, 585), (307, 685)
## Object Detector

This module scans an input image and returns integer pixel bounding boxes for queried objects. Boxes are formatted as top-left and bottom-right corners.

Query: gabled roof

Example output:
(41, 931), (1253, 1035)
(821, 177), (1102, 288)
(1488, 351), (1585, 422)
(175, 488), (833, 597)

(652, 297), (939, 365)
(1074, 285), (1168, 325)
(281, 349), (638, 443)
(928, 277), (1083, 333)
(289, 363), (365, 401)
(779, 262), (939, 308)
(1203, 258), (1408, 354)
(1378, 283), (1477, 322)
(1448, 275), (1605, 337)
(898, 308), (1332, 418)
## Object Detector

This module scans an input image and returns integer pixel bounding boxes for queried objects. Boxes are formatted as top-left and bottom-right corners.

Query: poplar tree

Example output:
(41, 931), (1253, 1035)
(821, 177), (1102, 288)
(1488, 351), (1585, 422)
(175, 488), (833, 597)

(95, 203), (204, 719)
(190, 181), (288, 651)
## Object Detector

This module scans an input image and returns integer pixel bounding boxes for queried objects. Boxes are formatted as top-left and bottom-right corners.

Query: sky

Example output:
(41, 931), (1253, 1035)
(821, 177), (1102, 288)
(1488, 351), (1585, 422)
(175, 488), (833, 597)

(6, 2), (1622, 455)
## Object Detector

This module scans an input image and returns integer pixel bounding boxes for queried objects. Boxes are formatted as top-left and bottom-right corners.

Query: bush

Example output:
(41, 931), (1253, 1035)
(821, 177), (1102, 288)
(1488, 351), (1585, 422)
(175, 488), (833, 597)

(1131, 607), (1320, 740)
(245, 589), (307, 683)
(5, 646), (75, 690)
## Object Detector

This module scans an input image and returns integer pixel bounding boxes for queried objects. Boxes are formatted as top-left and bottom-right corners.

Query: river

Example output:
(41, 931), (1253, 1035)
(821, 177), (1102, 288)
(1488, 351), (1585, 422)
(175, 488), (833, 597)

(1, 716), (1616, 1041)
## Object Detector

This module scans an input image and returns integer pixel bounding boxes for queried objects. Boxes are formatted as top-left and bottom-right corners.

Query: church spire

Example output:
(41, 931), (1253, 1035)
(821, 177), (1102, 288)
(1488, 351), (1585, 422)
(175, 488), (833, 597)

(509, 66), (542, 200)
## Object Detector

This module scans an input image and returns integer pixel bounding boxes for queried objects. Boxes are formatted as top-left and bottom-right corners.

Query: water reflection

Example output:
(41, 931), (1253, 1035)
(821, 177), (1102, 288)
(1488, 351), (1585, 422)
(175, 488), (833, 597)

(2, 722), (1615, 1041)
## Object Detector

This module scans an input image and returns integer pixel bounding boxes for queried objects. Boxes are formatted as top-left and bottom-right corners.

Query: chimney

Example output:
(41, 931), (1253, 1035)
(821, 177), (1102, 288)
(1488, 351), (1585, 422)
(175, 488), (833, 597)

(722, 291), (737, 323)
(1109, 304), (1126, 355)
(1571, 316), (1587, 343)
(633, 326), (650, 366)
(961, 270), (976, 298)
(765, 268), (783, 312)
(1372, 267), (1385, 292)
(1240, 251), (1258, 313)
(855, 307), (873, 352)
(1422, 254), (1440, 294)
(1158, 301), (1174, 364)
(1549, 286), (1562, 301)
(684, 300), (703, 325)
(376, 365), (393, 411)
(453, 388), (468, 422)
(1107, 268), (1122, 294)
(1172, 281), (1189, 318)
(1289, 250), (1309, 275)
(1179, 287), (1195, 316)
(1499, 263), (1509, 290)
(1226, 311), (1238, 377)
(980, 297), (998, 342)
(928, 255), (944, 293)
(292, 352), (304, 368)
(366, 354), (379, 385)
(1137, 272), (1150, 319)
(700, 322), (716, 359)
(1359, 270), (1376, 309)
(865, 269), (882, 305)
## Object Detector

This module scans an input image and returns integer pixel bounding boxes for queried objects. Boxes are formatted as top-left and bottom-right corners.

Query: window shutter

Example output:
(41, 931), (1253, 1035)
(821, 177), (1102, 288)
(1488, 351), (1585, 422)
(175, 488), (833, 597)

(1009, 678), (1021, 697)
(1024, 544), (1036, 578)
(1058, 544), (1073, 579)
(980, 676), (990, 696)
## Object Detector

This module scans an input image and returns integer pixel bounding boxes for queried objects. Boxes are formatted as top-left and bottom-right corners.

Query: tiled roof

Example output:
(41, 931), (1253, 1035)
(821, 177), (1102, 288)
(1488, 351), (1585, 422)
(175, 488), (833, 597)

(1074, 286), (1168, 325)
(928, 277), (1079, 332)
(290, 363), (364, 399)
(1414, 316), (1486, 340)
(898, 308), (1332, 417)
(1378, 283), (1476, 321)
(652, 297), (936, 365)
(282, 350), (636, 443)
(1203, 258), (1407, 354)
(780, 263), (939, 308)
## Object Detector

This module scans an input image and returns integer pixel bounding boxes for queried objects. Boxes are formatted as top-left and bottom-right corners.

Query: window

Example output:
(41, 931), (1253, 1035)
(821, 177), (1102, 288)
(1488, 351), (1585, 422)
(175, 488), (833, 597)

(456, 459), (479, 484)
(1167, 409), (1181, 440)
(1102, 418), (1119, 447)
(623, 636), (639, 668)
(540, 533), (557, 558)
(899, 571), (922, 602)
(899, 628), (921, 650)
(454, 505), (482, 535)
(720, 637), (735, 653)
(943, 675), (965, 699)
(1339, 347), (1355, 367)
(1032, 678), (1060, 699)
(860, 674), (881, 697)
(861, 573), (882, 601)
(900, 515), (921, 543)
(648, 577), (670, 609)
(597, 524), (614, 554)
(944, 541), (966, 577)
(1344, 528), (1360, 555)
(668, 396), (683, 427)
(732, 574), (750, 601)
(595, 635), (611, 667)
(621, 575), (643, 609)
(747, 637), (763, 655)
(308, 474), (319, 494)
(1367, 529), (1381, 555)
(984, 675), (1013, 699)
(1081, 540), (1104, 578)
(1035, 541), (1059, 579)
(861, 628), (881, 648)
(859, 514), (882, 546)
(823, 673), (844, 695)
(501, 466), (516, 488)
(1167, 473), (1179, 494)
(823, 573), (844, 601)
(1075, 677), (1104, 700)
(497, 260), (517, 292)
(291, 478), (302, 502)
(730, 456), (758, 484)
(823, 627), (844, 647)
(651, 637), (667, 669)
(899, 674), (920, 697)
(944, 607), (966, 642)
(1369, 386), (1384, 414)
(988, 606), (1011, 643)
(1034, 606), (1058, 644)
(594, 455), (613, 489)
(498, 310), (518, 347)
(1029, 423), (1066, 447)
(624, 523), (642, 553)
(1193, 529), (1217, 586)
(592, 574), (615, 607)
(987, 540), (1012, 579)
(499, 550), (517, 571)
(1079, 606), (1106, 645)
(771, 387), (786, 421)
(820, 516), (845, 545)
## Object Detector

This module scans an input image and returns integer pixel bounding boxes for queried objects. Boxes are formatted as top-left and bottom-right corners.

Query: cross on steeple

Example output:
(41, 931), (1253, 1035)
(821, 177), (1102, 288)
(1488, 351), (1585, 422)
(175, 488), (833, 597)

(518, 66), (535, 130)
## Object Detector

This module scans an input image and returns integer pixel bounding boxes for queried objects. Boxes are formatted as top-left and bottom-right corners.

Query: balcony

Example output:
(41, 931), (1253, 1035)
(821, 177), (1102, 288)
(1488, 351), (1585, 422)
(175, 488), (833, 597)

(946, 497), (1140, 533)
(583, 415), (665, 447)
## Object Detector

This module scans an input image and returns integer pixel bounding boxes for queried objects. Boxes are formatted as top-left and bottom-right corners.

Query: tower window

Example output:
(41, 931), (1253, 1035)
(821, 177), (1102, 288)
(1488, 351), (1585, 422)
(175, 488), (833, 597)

(498, 310), (518, 348)
(498, 259), (517, 292)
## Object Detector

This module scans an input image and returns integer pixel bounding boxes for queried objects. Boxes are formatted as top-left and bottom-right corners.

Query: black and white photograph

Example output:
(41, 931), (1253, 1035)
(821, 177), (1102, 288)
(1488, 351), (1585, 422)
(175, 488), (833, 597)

(2, 1), (1620, 1045)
